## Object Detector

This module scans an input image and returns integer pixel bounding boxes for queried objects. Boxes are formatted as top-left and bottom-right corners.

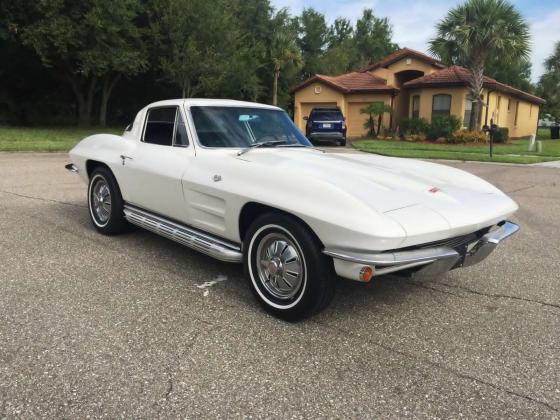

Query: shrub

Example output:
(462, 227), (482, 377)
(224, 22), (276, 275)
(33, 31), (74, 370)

(426, 115), (461, 140)
(493, 127), (509, 143)
(382, 127), (396, 138)
(400, 117), (429, 135)
(407, 134), (426, 142)
(451, 130), (488, 144)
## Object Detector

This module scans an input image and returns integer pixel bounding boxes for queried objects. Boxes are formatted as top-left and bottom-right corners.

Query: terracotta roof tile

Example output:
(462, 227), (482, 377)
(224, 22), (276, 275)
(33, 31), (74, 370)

(404, 66), (545, 105)
(289, 72), (398, 94)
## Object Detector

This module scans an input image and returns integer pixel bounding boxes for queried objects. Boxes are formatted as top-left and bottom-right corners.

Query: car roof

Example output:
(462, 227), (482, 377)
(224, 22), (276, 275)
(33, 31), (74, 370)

(311, 107), (342, 111)
(143, 98), (282, 111)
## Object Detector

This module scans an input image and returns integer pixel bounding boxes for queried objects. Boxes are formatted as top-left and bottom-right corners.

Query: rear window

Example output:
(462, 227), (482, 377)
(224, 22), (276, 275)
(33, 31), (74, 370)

(311, 110), (343, 121)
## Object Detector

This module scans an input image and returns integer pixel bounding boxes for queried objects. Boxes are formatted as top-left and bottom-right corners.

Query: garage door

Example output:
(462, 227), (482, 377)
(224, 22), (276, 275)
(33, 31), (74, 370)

(346, 103), (370, 138)
(299, 102), (337, 129)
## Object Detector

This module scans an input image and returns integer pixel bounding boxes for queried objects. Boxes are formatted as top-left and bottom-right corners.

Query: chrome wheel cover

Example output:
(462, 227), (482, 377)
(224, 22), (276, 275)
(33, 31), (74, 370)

(256, 232), (304, 300)
(91, 177), (111, 224)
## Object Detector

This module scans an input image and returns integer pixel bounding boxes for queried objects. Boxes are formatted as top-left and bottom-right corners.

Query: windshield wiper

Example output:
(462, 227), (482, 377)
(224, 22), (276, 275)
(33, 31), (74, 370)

(237, 140), (287, 156)
(277, 143), (307, 148)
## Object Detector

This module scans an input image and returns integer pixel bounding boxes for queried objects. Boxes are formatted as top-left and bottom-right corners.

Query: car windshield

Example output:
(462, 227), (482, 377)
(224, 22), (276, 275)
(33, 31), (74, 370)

(190, 106), (311, 148)
(311, 110), (342, 121)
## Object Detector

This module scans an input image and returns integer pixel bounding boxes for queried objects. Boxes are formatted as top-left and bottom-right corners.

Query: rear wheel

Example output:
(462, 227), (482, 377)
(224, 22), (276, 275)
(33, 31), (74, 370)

(244, 213), (336, 321)
(88, 167), (128, 235)
(339, 138), (347, 146)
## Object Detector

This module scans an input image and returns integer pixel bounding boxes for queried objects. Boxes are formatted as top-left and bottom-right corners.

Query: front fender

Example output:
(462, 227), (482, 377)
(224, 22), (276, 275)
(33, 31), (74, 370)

(183, 150), (407, 250)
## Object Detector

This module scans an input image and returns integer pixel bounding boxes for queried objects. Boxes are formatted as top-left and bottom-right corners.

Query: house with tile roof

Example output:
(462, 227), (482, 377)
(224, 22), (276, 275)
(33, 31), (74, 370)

(290, 48), (544, 139)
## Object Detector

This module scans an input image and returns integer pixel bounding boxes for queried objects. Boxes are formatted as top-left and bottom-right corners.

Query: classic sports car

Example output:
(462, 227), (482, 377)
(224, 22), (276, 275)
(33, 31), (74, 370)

(66, 99), (519, 321)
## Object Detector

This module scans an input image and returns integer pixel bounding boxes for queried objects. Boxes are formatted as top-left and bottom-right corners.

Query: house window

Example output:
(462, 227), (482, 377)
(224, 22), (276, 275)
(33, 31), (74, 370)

(432, 94), (451, 118)
(463, 99), (472, 128)
(411, 95), (420, 118)
(514, 101), (520, 126)
(497, 96), (501, 110)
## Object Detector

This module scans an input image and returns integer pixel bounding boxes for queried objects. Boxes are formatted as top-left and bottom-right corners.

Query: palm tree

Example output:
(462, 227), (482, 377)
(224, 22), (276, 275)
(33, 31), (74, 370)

(538, 41), (560, 125)
(429, 0), (530, 131)
(361, 102), (392, 137)
(270, 31), (302, 106)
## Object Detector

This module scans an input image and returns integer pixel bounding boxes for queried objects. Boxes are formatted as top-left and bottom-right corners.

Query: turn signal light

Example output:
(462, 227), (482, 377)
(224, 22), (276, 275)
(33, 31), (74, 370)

(359, 266), (375, 282)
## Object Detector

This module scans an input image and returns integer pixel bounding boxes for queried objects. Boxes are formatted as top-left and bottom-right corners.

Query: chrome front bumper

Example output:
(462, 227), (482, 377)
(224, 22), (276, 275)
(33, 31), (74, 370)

(324, 221), (519, 281)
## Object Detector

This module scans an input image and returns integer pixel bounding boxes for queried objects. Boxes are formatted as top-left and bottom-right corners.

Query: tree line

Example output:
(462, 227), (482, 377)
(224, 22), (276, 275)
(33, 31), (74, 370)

(0, 0), (400, 126)
(0, 0), (556, 127)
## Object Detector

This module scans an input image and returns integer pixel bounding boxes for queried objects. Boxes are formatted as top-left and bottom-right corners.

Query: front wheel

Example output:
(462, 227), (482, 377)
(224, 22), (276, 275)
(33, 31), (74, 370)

(88, 166), (129, 235)
(244, 213), (336, 321)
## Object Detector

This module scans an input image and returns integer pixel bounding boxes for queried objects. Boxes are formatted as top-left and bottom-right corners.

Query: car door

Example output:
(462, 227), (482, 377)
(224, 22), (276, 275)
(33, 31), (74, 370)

(118, 106), (195, 224)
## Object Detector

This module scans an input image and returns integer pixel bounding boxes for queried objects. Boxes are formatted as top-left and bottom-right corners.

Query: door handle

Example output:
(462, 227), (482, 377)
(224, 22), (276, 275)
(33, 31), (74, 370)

(120, 155), (133, 165)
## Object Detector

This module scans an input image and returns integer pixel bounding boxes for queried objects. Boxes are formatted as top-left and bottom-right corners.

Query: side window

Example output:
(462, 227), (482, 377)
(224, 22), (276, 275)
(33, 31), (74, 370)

(174, 110), (189, 147)
(144, 107), (177, 146)
(463, 98), (472, 128)
(432, 94), (451, 118)
(411, 95), (420, 118)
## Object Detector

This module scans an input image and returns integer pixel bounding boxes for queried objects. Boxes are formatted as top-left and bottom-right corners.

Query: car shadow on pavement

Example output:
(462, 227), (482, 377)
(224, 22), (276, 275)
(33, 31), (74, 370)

(56, 204), (437, 321)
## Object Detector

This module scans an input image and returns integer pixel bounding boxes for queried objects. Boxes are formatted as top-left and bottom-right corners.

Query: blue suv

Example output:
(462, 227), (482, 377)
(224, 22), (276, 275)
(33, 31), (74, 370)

(305, 107), (347, 146)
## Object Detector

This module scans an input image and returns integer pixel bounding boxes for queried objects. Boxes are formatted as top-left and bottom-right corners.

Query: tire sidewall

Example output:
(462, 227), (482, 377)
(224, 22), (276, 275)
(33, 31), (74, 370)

(244, 213), (335, 320)
(247, 223), (308, 310)
(87, 167), (126, 234)
(88, 173), (111, 228)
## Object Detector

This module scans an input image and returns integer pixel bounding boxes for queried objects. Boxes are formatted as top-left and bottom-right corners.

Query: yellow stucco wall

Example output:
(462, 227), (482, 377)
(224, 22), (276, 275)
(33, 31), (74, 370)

(344, 93), (393, 137)
(405, 87), (539, 138)
(293, 83), (392, 137)
(293, 55), (540, 139)
(484, 90), (539, 138)
(369, 57), (439, 86)
(406, 87), (468, 123)
(293, 83), (345, 131)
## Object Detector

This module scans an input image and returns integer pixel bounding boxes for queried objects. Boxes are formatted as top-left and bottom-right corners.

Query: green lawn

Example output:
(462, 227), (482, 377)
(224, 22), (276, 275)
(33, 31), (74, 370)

(1, 125), (559, 164)
(0, 126), (122, 152)
(537, 127), (552, 140)
(354, 134), (560, 164)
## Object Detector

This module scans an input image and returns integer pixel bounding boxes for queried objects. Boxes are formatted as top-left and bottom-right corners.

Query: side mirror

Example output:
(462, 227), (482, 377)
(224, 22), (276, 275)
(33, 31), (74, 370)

(343, 116), (346, 121)
(303, 116), (308, 121)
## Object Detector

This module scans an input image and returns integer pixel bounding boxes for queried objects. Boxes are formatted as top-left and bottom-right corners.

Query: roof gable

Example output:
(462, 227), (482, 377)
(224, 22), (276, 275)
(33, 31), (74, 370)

(362, 48), (445, 72)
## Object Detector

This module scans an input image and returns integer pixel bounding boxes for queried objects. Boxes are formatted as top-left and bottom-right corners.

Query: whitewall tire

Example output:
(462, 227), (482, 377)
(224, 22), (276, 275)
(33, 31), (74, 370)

(244, 213), (336, 321)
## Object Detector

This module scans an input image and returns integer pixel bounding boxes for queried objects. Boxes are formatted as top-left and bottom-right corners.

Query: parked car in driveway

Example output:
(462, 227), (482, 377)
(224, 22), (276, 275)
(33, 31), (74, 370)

(305, 107), (347, 146)
(66, 99), (519, 321)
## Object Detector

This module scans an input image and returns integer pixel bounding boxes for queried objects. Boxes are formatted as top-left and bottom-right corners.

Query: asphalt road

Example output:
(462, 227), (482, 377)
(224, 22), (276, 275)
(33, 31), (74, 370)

(1, 152), (559, 418)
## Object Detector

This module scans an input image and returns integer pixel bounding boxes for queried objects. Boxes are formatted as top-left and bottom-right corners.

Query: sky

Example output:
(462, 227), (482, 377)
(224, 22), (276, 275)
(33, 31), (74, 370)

(270, 0), (560, 82)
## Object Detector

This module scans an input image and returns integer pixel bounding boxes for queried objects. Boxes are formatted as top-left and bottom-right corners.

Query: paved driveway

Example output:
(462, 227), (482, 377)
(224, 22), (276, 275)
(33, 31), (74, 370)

(1, 152), (559, 418)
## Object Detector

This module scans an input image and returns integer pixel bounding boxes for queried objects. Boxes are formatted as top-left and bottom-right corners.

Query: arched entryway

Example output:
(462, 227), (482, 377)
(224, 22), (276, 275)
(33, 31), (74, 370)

(393, 70), (425, 128)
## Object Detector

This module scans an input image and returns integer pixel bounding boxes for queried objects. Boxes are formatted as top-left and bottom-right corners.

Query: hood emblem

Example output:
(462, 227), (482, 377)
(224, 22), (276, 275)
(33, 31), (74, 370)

(213, 174), (222, 182)
(428, 187), (440, 193)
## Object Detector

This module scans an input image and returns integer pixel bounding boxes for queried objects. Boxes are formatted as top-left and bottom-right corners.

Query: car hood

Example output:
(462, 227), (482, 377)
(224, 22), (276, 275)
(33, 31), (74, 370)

(238, 148), (518, 234)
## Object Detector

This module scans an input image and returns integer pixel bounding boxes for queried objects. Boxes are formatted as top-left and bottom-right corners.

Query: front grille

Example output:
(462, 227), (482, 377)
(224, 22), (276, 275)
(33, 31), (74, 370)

(419, 232), (480, 250)
(399, 226), (492, 253)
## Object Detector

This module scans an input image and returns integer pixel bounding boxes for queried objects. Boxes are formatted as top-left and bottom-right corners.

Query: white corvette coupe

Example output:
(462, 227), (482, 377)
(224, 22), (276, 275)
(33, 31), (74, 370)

(67, 99), (518, 320)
